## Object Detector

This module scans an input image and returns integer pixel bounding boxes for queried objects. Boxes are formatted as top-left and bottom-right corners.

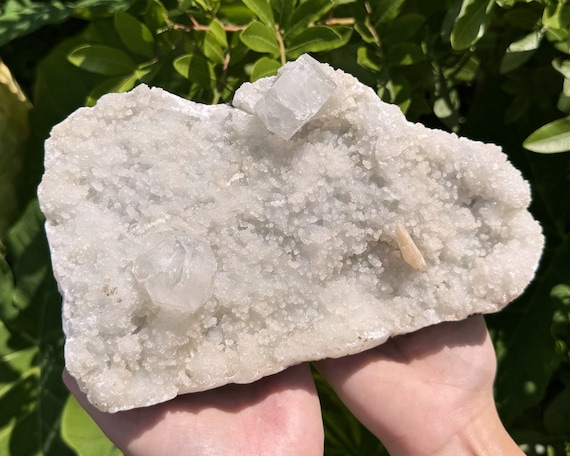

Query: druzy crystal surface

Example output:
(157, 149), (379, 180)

(38, 55), (544, 412)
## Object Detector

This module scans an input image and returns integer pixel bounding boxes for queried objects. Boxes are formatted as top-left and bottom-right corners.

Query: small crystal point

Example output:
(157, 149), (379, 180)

(254, 54), (336, 140)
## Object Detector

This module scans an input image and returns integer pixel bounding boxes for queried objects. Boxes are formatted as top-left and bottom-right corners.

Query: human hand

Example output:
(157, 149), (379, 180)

(63, 316), (523, 455)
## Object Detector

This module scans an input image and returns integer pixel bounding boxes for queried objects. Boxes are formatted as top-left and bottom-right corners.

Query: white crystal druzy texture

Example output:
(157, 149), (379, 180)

(39, 56), (543, 412)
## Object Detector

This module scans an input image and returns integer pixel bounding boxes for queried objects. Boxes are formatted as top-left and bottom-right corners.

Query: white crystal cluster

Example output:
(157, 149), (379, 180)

(38, 55), (543, 412)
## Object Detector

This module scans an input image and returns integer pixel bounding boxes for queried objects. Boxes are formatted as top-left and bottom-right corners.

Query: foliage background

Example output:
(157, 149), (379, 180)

(1, 0), (570, 454)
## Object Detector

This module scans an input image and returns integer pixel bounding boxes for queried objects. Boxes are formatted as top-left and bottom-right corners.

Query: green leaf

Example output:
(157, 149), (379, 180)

(85, 73), (139, 107)
(67, 45), (137, 76)
(0, 61), (30, 238)
(114, 12), (154, 58)
(0, 200), (66, 455)
(251, 56), (281, 81)
(314, 369), (386, 455)
(145, 0), (169, 31)
(382, 14), (425, 44)
(61, 395), (122, 456)
(500, 30), (543, 74)
(378, 74), (411, 114)
(192, 0), (217, 13)
(286, 26), (352, 59)
(551, 284), (570, 304)
(241, 0), (274, 27)
(240, 21), (280, 55)
(272, 0), (295, 28)
(386, 43), (425, 66)
(208, 19), (228, 48)
(354, 18), (378, 45)
(451, 54), (480, 82)
(357, 46), (382, 72)
(371, 0), (406, 26)
(557, 79), (570, 114)
(543, 386), (570, 435)
(433, 68), (460, 131)
(204, 20), (228, 65)
(495, 239), (570, 424)
(523, 116), (570, 153)
(552, 58), (570, 79)
(172, 54), (215, 88)
(38, 288), (69, 456)
(1, 200), (52, 337)
(0, 0), (135, 47)
(450, 0), (495, 51)
(543, 2), (570, 31)
(284, 0), (335, 40)
(173, 54), (193, 79)
(218, 3), (255, 24)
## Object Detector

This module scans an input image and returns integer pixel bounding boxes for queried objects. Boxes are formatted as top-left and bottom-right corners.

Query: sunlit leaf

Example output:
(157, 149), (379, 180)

(284, 0), (335, 40)
(241, 0), (274, 27)
(208, 19), (228, 48)
(240, 21), (280, 55)
(0, 61), (30, 238)
(500, 30), (543, 74)
(286, 26), (351, 59)
(371, 0), (406, 26)
(0, 0), (135, 47)
(61, 395), (122, 456)
(552, 58), (570, 79)
(203, 20), (228, 65)
(542, 1), (570, 30)
(114, 12), (154, 58)
(173, 53), (215, 88)
(450, 0), (495, 50)
(357, 46), (381, 72)
(354, 18), (377, 45)
(557, 79), (570, 114)
(524, 116), (570, 153)
(145, 0), (169, 31)
(85, 73), (139, 107)
(67, 45), (136, 76)
(251, 56), (280, 81)
(433, 82), (459, 130)
(385, 75), (412, 114)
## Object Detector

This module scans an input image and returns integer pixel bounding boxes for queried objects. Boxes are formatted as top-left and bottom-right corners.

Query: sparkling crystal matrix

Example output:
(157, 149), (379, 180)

(38, 55), (543, 412)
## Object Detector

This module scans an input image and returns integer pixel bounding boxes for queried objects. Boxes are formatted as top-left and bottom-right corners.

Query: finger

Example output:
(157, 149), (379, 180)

(63, 363), (323, 456)
(314, 317), (495, 451)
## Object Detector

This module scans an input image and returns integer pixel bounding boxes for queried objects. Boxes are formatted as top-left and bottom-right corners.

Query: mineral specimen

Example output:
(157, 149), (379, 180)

(38, 55), (544, 412)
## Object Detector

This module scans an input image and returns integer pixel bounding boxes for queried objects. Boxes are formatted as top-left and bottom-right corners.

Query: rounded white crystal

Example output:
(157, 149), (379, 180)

(132, 233), (217, 312)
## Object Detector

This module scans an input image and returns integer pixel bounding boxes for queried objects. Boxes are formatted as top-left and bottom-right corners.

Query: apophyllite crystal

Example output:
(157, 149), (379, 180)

(38, 55), (543, 412)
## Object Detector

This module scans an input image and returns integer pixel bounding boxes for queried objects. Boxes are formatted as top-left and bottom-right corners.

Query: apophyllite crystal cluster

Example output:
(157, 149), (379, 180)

(38, 55), (543, 412)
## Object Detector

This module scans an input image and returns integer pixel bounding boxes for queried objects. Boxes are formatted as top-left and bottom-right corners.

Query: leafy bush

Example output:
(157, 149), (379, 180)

(1, 0), (570, 454)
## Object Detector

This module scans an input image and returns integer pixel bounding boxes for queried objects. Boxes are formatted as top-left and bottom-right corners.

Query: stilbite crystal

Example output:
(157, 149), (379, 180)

(38, 55), (544, 412)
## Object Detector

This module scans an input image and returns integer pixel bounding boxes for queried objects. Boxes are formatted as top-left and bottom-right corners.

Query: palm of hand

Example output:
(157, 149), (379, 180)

(64, 316), (502, 456)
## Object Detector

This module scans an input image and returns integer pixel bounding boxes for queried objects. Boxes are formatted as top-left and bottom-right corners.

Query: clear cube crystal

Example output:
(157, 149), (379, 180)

(132, 233), (217, 312)
(254, 54), (336, 140)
